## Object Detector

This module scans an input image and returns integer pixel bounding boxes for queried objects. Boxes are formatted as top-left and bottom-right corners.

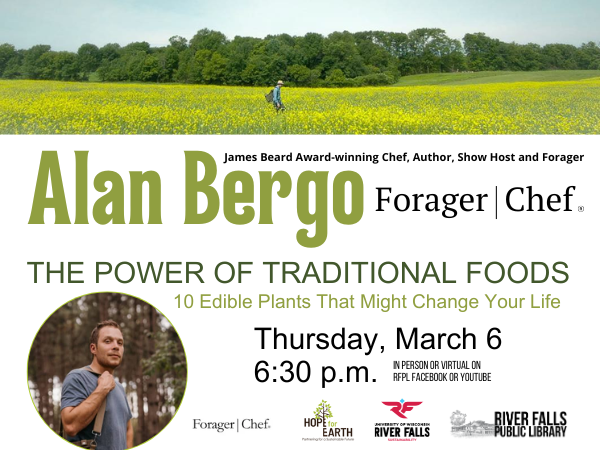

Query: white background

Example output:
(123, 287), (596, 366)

(1, 136), (598, 449)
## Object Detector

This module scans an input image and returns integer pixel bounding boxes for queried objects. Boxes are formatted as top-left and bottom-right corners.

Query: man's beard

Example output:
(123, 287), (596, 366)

(98, 353), (122, 369)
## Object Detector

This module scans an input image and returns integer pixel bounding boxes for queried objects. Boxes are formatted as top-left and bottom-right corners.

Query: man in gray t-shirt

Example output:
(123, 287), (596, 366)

(61, 320), (133, 449)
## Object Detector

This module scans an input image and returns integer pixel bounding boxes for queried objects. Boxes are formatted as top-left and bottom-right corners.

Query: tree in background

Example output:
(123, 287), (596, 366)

(577, 42), (600, 69)
(224, 36), (260, 84)
(542, 44), (579, 70)
(3, 28), (600, 85)
(287, 64), (312, 86)
(322, 31), (367, 79)
(463, 33), (505, 71)
(0, 43), (18, 78)
(38, 51), (81, 81)
(99, 43), (121, 63)
(21, 44), (51, 79)
(77, 44), (101, 78)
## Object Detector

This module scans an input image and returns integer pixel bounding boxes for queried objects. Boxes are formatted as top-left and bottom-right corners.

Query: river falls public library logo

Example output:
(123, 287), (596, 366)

(302, 400), (354, 441)
(450, 410), (567, 438)
(376, 400), (430, 441)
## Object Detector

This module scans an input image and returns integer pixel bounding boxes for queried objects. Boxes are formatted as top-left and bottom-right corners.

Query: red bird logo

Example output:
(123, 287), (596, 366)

(382, 400), (422, 419)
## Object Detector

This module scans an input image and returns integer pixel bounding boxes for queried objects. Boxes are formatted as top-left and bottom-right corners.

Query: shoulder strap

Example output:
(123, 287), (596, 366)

(81, 367), (107, 436)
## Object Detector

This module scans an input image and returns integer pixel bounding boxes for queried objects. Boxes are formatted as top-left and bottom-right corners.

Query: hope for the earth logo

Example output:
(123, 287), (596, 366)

(302, 400), (354, 440)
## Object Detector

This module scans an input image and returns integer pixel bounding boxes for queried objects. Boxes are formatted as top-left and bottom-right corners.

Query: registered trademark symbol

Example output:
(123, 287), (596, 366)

(578, 206), (584, 212)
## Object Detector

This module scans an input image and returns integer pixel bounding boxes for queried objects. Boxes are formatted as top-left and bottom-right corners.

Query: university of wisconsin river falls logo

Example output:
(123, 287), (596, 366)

(383, 400), (422, 419)
(302, 400), (354, 441)
(375, 399), (430, 441)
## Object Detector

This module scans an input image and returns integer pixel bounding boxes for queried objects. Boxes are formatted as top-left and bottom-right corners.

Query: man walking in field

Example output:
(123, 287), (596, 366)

(61, 320), (133, 450)
(273, 80), (285, 112)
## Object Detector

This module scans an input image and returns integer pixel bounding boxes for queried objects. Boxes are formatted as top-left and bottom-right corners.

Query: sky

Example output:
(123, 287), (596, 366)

(1, 0), (598, 51)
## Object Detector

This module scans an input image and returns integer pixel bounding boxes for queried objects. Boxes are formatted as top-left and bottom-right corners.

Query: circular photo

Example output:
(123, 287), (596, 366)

(28, 292), (187, 449)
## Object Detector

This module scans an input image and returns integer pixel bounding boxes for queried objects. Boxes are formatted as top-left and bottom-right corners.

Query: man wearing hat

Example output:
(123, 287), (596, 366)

(273, 80), (285, 112)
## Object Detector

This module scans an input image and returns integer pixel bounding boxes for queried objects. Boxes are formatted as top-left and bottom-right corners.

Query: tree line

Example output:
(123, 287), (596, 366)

(2, 28), (600, 86)
(28, 293), (186, 446)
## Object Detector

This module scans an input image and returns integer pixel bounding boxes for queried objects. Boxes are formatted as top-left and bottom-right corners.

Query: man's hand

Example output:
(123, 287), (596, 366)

(62, 372), (114, 437)
(97, 371), (115, 394)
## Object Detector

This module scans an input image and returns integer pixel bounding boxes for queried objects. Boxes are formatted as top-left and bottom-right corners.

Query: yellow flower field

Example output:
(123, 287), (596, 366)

(0, 79), (599, 134)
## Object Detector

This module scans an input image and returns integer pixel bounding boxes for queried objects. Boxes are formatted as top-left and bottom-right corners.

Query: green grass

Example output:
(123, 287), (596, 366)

(394, 70), (600, 86)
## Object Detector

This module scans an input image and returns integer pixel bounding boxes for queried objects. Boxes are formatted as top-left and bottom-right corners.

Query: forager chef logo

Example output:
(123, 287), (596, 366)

(302, 400), (354, 441)
(192, 418), (270, 432)
(375, 400), (430, 441)
(383, 400), (422, 419)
